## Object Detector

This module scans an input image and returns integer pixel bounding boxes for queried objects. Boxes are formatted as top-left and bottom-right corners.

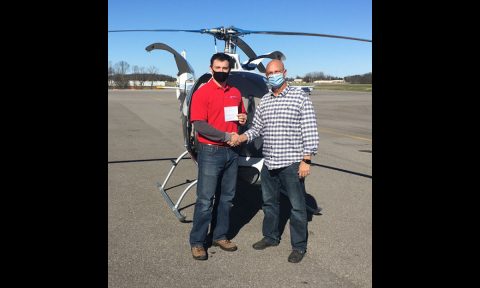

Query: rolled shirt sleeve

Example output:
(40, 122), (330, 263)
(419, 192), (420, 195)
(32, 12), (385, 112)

(300, 96), (319, 155)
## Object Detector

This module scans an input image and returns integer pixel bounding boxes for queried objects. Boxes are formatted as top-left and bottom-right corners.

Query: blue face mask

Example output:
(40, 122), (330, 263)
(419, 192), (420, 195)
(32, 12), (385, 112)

(267, 73), (285, 89)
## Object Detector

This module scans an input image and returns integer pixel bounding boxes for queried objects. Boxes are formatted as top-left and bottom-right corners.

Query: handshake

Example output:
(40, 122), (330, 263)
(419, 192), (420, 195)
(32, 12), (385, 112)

(227, 132), (247, 147)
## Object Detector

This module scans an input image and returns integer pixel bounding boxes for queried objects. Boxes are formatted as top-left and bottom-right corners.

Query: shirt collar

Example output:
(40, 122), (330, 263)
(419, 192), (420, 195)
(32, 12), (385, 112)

(270, 84), (291, 98)
(208, 78), (231, 91)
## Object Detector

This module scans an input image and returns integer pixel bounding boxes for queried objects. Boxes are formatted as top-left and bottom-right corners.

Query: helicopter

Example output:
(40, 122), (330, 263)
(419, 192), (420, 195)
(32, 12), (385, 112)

(108, 26), (371, 222)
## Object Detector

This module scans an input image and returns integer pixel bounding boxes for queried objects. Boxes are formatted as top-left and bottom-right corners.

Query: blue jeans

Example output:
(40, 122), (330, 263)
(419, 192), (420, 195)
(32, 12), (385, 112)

(260, 162), (308, 251)
(189, 143), (238, 247)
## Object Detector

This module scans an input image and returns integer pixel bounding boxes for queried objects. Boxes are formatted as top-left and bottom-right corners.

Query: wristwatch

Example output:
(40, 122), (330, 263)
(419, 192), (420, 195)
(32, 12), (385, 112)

(302, 159), (312, 165)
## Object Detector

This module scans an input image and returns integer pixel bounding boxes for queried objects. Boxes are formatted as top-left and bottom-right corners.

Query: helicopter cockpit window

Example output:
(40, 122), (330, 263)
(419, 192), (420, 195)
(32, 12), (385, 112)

(227, 71), (269, 99)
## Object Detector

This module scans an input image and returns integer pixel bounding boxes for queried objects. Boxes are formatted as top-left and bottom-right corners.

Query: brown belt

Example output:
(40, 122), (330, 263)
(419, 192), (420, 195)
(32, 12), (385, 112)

(198, 142), (229, 148)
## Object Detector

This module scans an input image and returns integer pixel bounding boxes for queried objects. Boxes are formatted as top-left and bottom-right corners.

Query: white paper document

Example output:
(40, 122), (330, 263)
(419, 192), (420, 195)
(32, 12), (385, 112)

(224, 106), (239, 122)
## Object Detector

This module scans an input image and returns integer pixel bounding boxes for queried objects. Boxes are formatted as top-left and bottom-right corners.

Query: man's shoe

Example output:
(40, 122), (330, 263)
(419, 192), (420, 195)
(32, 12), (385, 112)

(311, 206), (322, 215)
(288, 249), (306, 263)
(212, 239), (238, 251)
(252, 238), (279, 250)
(191, 246), (207, 260)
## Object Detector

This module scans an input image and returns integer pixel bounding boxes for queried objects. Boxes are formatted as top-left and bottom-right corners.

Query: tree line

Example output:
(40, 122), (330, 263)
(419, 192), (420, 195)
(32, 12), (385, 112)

(291, 71), (372, 84)
(109, 60), (372, 88)
(108, 61), (176, 89)
(344, 72), (372, 84)
(294, 72), (343, 82)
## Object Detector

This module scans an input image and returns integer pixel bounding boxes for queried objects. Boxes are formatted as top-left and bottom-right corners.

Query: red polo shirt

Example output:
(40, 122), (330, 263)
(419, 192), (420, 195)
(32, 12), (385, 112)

(190, 78), (246, 145)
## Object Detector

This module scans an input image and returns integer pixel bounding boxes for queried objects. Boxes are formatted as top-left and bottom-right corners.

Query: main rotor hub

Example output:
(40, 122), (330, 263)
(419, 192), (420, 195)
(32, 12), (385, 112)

(202, 26), (243, 39)
(201, 26), (243, 54)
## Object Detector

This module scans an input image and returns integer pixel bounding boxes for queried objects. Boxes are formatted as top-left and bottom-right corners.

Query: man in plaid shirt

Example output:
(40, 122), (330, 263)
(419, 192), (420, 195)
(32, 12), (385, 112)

(235, 59), (319, 263)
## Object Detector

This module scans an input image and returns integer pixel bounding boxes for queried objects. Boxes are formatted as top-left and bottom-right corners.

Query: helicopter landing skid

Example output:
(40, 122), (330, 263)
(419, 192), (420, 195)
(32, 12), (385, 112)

(157, 150), (197, 222)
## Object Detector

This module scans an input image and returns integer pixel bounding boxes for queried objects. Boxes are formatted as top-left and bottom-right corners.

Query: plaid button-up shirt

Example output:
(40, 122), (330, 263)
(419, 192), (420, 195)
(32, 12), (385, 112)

(244, 86), (319, 170)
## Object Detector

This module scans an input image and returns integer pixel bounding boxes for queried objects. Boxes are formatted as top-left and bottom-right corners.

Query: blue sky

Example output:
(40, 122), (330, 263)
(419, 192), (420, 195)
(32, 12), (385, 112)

(108, 0), (371, 78)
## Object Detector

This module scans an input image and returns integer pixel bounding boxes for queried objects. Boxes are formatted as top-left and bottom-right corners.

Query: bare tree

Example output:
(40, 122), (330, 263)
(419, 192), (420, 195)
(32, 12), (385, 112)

(115, 61), (130, 74)
(113, 61), (130, 89)
(138, 67), (147, 87)
(108, 61), (115, 88)
(147, 66), (158, 88)
(132, 65), (141, 88)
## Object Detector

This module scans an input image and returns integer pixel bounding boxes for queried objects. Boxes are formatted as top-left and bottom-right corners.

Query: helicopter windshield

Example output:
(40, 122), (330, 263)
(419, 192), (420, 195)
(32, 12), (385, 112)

(227, 71), (269, 99)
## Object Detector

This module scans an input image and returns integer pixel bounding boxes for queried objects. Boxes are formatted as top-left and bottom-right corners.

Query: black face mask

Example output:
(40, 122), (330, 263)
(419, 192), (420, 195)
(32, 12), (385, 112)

(212, 71), (229, 83)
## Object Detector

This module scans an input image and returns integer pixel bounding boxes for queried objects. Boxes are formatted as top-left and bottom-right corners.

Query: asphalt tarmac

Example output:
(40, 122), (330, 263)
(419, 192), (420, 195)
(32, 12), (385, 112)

(108, 89), (372, 288)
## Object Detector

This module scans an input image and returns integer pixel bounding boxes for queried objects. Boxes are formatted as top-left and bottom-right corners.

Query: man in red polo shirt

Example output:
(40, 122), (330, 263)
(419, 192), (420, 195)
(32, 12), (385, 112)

(188, 52), (247, 260)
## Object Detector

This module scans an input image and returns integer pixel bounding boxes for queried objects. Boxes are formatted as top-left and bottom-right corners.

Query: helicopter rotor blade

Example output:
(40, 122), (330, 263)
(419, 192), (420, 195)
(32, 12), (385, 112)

(108, 28), (233, 40)
(236, 28), (371, 43)
(109, 29), (205, 33)
(145, 43), (195, 76)
(235, 37), (266, 73)
(109, 27), (371, 43)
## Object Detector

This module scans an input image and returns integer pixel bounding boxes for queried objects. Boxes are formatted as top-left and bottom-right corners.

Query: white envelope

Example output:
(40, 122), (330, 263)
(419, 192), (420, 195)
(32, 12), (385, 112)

(224, 106), (238, 122)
